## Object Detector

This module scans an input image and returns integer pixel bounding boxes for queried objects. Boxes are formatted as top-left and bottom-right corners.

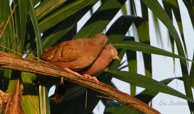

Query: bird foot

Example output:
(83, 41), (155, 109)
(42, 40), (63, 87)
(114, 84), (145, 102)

(83, 74), (99, 83)
(64, 68), (82, 76)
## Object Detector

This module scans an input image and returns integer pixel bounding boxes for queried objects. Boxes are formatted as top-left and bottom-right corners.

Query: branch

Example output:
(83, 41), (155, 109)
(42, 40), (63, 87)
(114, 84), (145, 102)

(0, 51), (160, 114)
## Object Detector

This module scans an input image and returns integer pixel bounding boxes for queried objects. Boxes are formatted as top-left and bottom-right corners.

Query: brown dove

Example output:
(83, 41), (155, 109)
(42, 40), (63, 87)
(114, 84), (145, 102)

(41, 33), (108, 79)
(54, 44), (120, 103)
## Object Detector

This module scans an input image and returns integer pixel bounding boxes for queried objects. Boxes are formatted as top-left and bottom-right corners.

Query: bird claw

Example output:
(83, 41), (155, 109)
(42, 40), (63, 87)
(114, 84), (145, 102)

(83, 74), (99, 83)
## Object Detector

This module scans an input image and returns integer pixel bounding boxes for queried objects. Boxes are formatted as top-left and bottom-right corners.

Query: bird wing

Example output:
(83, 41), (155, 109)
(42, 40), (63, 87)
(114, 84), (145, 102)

(41, 40), (83, 62)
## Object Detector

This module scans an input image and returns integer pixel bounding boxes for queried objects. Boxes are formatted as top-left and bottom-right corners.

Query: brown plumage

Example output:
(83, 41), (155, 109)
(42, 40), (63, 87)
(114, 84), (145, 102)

(41, 33), (108, 71)
(80, 44), (120, 75)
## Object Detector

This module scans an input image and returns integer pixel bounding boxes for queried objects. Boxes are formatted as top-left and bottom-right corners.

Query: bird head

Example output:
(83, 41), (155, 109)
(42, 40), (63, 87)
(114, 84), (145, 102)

(105, 44), (120, 61)
(93, 33), (108, 45)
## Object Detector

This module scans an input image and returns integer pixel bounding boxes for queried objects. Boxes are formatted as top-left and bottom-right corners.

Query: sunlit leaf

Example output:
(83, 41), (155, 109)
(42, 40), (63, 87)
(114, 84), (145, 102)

(113, 41), (191, 61)
(106, 70), (194, 104)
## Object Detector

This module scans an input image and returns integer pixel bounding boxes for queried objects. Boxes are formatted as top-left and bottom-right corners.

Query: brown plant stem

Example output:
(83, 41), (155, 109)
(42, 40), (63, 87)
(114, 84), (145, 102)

(0, 51), (160, 114)
(0, 5), (17, 39)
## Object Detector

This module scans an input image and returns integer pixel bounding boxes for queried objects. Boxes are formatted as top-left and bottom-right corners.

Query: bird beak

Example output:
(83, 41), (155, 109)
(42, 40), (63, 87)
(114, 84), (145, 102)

(114, 55), (121, 61)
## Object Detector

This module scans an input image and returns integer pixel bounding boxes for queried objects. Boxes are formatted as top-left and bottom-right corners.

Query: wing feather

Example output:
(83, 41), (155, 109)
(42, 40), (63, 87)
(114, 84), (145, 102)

(41, 39), (83, 62)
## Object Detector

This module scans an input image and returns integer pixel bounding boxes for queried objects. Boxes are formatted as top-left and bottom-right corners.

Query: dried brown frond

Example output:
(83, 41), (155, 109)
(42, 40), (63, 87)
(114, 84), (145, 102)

(4, 80), (23, 114)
